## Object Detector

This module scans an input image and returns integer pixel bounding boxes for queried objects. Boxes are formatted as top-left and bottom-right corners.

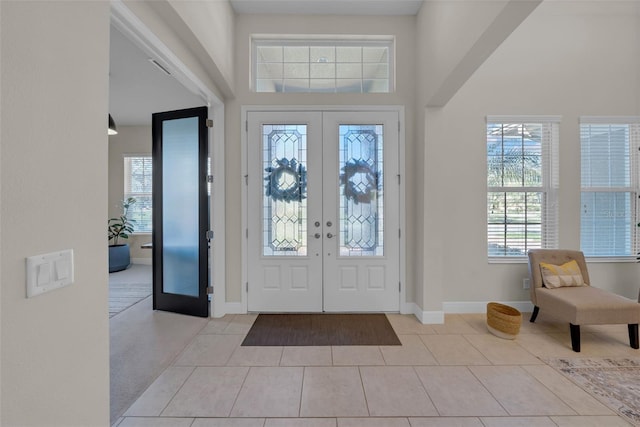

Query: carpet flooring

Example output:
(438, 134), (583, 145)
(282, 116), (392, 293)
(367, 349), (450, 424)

(546, 357), (640, 426)
(108, 264), (152, 318)
(241, 313), (401, 346)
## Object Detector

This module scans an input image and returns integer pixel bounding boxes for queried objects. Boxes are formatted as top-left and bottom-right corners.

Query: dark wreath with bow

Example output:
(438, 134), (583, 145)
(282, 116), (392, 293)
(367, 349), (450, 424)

(265, 158), (307, 203)
(340, 159), (379, 205)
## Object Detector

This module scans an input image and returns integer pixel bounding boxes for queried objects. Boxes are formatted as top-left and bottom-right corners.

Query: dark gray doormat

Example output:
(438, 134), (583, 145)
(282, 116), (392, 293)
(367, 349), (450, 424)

(241, 313), (401, 346)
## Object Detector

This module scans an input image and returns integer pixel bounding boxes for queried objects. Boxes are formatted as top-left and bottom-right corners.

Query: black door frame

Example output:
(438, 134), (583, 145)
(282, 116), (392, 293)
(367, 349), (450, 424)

(152, 106), (209, 317)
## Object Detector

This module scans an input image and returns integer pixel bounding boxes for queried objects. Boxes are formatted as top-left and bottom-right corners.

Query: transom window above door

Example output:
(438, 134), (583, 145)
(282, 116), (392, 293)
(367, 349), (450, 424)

(252, 36), (394, 93)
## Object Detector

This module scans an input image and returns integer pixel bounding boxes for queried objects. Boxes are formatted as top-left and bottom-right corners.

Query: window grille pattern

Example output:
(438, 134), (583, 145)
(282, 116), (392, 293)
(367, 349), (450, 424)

(253, 38), (392, 93)
(580, 120), (640, 258)
(339, 125), (384, 256)
(487, 119), (559, 258)
(262, 124), (308, 256)
(124, 156), (152, 233)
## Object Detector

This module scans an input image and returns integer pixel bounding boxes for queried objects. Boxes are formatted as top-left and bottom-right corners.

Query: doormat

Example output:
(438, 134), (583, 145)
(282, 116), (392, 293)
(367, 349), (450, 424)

(241, 313), (401, 346)
(545, 358), (640, 426)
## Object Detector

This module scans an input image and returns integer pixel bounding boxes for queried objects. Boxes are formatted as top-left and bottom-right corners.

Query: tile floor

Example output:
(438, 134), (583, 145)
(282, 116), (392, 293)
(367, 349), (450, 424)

(113, 312), (639, 427)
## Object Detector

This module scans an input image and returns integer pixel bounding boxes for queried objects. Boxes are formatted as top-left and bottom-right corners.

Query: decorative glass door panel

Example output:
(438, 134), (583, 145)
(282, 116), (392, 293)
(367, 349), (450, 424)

(247, 110), (399, 313)
(339, 125), (384, 256)
(263, 125), (308, 256)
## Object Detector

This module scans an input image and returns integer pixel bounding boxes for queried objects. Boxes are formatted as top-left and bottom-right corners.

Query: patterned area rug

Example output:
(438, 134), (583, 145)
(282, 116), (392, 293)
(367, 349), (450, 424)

(109, 265), (152, 318)
(546, 358), (640, 426)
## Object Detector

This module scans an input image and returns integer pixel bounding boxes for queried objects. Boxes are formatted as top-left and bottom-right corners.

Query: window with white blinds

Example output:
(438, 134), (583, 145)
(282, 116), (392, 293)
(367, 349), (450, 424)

(487, 116), (560, 260)
(252, 37), (393, 93)
(580, 117), (640, 259)
(124, 155), (152, 233)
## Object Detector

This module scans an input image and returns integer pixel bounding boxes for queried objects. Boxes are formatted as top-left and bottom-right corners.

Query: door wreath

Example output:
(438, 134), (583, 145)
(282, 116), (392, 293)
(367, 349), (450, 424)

(340, 159), (379, 205)
(265, 158), (307, 203)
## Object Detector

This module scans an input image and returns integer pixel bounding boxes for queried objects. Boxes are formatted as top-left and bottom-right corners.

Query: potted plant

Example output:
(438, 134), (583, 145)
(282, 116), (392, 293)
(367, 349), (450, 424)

(108, 197), (136, 273)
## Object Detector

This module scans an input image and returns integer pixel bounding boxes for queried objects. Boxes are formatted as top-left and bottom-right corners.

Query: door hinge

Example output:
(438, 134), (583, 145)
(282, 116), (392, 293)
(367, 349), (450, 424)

(206, 230), (214, 241)
(207, 286), (214, 294)
(398, 121), (401, 132)
(399, 281), (402, 292)
(245, 121), (248, 132)
(207, 175), (214, 183)
(397, 174), (401, 185)
(246, 282), (249, 293)
(244, 174), (248, 186)
(206, 119), (213, 128)
(246, 228), (248, 238)
(399, 229), (401, 239)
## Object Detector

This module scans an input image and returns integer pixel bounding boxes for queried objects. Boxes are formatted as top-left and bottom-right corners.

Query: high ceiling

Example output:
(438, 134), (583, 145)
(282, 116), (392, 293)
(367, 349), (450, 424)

(229, 0), (424, 15)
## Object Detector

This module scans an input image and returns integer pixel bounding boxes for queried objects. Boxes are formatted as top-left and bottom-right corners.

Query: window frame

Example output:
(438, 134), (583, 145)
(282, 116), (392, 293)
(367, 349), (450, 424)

(123, 154), (153, 234)
(486, 115), (560, 263)
(251, 35), (395, 94)
(579, 116), (640, 261)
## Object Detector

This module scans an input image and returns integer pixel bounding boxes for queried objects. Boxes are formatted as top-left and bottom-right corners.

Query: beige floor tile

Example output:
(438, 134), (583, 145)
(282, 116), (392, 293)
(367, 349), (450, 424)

(192, 419), (266, 427)
(332, 346), (385, 366)
(338, 417), (410, 427)
(550, 415), (633, 426)
(469, 366), (576, 416)
(522, 365), (613, 415)
(386, 314), (437, 335)
(380, 335), (438, 366)
(124, 366), (194, 416)
(280, 346), (333, 366)
(414, 366), (506, 416)
(519, 317), (565, 334)
(230, 367), (303, 417)
(360, 366), (438, 417)
(118, 418), (195, 427)
(226, 345), (283, 366)
(551, 331), (636, 357)
(199, 316), (233, 334)
(174, 334), (244, 366)
(162, 367), (249, 417)
(300, 367), (368, 417)
(408, 418), (484, 427)
(431, 314), (479, 335)
(265, 419), (337, 427)
(222, 314), (258, 334)
(514, 332), (577, 358)
(463, 334), (542, 365)
(458, 313), (490, 334)
(479, 416), (557, 426)
(420, 335), (490, 366)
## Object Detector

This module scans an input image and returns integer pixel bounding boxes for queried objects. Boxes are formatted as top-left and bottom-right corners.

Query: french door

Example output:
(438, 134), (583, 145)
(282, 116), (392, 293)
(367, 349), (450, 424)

(152, 106), (210, 317)
(247, 110), (400, 312)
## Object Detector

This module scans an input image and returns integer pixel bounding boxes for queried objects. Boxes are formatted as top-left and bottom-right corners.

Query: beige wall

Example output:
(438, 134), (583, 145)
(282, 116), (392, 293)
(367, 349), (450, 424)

(108, 126), (153, 262)
(225, 14), (418, 304)
(1, 1), (110, 425)
(418, 1), (640, 312)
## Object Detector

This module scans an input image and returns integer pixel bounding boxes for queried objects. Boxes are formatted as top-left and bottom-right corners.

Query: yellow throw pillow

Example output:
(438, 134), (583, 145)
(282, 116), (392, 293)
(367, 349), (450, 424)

(539, 260), (585, 289)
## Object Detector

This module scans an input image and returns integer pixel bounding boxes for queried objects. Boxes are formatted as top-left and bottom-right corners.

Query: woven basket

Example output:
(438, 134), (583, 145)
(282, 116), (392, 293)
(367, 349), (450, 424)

(486, 302), (522, 340)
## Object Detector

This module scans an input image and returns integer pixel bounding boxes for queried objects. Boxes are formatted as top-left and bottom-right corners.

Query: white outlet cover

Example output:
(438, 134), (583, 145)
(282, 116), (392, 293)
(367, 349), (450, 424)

(26, 249), (74, 298)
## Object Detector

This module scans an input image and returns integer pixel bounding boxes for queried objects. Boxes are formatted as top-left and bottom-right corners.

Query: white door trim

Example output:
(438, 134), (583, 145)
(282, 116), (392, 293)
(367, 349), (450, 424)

(241, 105), (406, 314)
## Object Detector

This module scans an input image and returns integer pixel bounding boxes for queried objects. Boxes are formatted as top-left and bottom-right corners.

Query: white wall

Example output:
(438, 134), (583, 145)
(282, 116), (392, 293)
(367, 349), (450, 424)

(1, 1), (110, 425)
(226, 14), (418, 305)
(109, 126), (153, 262)
(419, 1), (640, 312)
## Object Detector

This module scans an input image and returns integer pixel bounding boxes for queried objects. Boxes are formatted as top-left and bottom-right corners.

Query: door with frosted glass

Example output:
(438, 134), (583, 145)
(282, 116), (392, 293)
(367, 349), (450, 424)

(152, 106), (209, 317)
(247, 110), (399, 312)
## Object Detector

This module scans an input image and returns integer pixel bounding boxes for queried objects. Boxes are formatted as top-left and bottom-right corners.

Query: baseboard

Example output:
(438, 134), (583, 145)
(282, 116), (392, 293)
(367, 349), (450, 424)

(402, 302), (444, 325)
(131, 258), (152, 265)
(443, 300), (534, 314)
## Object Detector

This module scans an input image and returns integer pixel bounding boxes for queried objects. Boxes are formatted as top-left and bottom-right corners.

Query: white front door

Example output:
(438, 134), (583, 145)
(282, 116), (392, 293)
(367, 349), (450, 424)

(247, 110), (400, 312)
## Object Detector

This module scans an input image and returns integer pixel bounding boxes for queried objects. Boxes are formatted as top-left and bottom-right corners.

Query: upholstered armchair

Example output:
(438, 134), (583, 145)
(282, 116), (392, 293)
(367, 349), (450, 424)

(528, 249), (640, 352)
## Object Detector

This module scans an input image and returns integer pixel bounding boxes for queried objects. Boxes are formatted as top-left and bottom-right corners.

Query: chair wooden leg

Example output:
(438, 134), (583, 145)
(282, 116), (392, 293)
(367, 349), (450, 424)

(530, 306), (539, 323)
(628, 324), (639, 349)
(570, 323), (581, 352)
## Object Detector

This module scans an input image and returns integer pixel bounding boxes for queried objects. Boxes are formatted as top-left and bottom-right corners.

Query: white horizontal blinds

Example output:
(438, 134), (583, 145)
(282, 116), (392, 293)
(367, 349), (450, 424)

(123, 156), (153, 233)
(253, 38), (392, 93)
(487, 116), (560, 259)
(580, 117), (640, 258)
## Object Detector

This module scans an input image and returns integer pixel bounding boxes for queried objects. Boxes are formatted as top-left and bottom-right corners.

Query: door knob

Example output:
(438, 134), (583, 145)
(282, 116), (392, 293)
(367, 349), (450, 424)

(326, 221), (332, 227)
(314, 233), (321, 239)
(327, 232), (334, 238)
(314, 221), (321, 227)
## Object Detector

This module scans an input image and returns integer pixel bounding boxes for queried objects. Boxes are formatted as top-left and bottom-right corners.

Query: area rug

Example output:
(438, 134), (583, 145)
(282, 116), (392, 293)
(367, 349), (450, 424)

(546, 358), (640, 426)
(242, 313), (401, 346)
(109, 264), (153, 318)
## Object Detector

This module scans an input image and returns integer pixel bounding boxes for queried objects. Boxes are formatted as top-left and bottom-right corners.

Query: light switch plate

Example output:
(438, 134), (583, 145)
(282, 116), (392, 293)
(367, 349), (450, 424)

(26, 249), (74, 298)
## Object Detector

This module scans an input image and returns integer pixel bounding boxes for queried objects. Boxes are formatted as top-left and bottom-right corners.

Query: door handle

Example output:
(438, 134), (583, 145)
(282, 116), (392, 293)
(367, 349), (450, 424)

(313, 233), (321, 239)
(327, 233), (334, 238)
